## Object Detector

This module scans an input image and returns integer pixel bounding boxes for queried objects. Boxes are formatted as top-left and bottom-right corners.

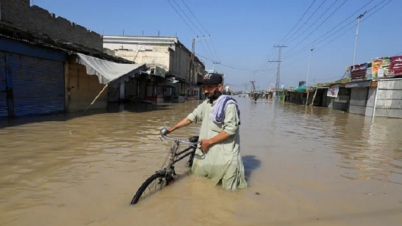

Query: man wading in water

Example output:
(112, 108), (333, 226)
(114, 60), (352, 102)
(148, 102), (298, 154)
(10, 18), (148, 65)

(162, 73), (247, 190)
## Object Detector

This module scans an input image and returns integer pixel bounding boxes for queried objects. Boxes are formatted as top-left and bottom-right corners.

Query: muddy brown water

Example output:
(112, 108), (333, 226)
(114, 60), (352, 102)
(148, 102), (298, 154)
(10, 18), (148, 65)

(0, 98), (401, 225)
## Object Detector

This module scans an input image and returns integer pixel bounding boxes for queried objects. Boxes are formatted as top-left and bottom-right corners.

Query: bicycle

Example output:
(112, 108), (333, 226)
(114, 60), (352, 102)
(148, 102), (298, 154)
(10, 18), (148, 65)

(130, 128), (199, 204)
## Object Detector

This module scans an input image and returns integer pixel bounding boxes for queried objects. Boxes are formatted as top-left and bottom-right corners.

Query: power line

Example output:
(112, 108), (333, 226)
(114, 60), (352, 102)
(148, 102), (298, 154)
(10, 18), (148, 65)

(264, 47), (276, 63)
(286, 0), (348, 53)
(198, 39), (216, 61)
(167, 0), (221, 64)
(170, 0), (204, 35)
(174, 0), (220, 61)
(179, 0), (220, 60)
(279, 0), (317, 43)
(197, 53), (276, 72)
(166, 0), (198, 36)
(283, 0), (375, 58)
(210, 38), (220, 61)
(283, 19), (355, 59)
(284, 0), (328, 43)
(179, 0), (209, 34)
(221, 63), (277, 72)
(315, 0), (394, 53)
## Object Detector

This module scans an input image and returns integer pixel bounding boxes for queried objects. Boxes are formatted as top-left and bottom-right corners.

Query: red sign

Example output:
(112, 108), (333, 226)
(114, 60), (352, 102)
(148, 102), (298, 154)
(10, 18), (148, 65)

(387, 56), (402, 77)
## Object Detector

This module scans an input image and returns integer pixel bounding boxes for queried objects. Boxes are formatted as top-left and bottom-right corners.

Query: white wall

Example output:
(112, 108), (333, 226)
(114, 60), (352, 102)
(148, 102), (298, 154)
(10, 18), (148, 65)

(103, 44), (170, 71)
(365, 87), (376, 117)
(375, 79), (402, 118)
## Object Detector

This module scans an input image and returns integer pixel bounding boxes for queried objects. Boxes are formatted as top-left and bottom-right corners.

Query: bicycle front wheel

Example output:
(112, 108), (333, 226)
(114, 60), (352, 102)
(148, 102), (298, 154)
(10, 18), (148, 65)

(130, 172), (170, 204)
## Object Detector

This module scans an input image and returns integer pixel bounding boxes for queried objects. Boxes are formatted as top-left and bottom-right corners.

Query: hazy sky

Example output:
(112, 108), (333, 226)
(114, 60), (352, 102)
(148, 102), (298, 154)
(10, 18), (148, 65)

(32, 0), (401, 91)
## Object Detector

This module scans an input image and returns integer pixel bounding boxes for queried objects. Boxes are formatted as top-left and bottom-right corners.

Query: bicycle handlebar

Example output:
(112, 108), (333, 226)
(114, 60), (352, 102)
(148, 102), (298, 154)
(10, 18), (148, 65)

(161, 135), (199, 146)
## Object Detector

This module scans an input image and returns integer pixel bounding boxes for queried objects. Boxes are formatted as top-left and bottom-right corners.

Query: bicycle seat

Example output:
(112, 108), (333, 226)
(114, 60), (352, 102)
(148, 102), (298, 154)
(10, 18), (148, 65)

(189, 136), (199, 142)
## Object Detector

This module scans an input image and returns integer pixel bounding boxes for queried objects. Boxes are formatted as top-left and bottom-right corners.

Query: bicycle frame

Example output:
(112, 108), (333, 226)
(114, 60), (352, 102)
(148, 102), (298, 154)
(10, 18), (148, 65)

(130, 134), (200, 204)
(160, 135), (198, 178)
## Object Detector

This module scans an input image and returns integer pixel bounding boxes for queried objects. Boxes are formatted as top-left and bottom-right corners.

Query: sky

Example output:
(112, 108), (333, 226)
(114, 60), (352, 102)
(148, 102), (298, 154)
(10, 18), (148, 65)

(32, 0), (402, 91)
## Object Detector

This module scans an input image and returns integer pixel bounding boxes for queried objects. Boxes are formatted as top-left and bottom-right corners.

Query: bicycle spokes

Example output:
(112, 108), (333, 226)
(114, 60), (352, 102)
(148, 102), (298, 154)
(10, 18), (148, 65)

(145, 176), (167, 196)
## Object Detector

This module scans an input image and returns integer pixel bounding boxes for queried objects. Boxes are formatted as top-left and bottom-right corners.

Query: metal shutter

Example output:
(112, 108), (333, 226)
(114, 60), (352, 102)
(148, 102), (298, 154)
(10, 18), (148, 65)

(0, 52), (7, 118)
(9, 54), (65, 117)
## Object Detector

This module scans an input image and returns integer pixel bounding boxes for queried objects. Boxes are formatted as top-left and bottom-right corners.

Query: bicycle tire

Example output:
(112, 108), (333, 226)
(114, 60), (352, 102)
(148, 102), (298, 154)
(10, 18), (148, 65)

(130, 172), (169, 204)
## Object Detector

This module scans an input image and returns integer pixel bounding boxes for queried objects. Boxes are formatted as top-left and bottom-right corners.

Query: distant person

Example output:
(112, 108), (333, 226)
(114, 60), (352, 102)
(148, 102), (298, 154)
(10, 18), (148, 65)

(253, 93), (258, 102)
(162, 73), (247, 190)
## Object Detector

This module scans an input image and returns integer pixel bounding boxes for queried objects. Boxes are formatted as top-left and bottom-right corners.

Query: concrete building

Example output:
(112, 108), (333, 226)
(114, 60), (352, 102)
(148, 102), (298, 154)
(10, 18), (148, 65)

(346, 57), (402, 118)
(103, 36), (206, 102)
(347, 79), (402, 118)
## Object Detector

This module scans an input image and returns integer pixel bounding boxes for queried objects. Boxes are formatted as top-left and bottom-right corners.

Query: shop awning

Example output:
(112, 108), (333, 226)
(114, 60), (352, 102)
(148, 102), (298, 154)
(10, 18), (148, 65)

(345, 81), (372, 88)
(294, 85), (307, 91)
(76, 53), (145, 85)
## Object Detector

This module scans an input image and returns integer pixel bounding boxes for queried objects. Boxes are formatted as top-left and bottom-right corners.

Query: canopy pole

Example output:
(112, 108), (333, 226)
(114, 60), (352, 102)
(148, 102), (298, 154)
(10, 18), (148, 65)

(310, 88), (318, 106)
(84, 83), (109, 113)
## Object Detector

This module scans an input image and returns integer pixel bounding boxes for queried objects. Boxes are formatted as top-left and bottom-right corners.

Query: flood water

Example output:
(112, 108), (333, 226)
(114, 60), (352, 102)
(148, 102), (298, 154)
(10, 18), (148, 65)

(1, 98), (401, 226)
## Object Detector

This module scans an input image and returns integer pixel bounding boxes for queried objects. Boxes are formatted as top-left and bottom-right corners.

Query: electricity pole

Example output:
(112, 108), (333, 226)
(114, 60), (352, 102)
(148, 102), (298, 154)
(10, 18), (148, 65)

(268, 45), (287, 94)
(212, 61), (221, 71)
(306, 48), (315, 87)
(352, 12), (366, 69)
(191, 38), (195, 83)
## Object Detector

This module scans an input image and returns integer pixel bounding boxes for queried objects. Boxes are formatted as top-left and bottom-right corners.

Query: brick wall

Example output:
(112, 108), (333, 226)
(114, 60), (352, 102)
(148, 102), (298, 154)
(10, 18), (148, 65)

(0, 0), (103, 51)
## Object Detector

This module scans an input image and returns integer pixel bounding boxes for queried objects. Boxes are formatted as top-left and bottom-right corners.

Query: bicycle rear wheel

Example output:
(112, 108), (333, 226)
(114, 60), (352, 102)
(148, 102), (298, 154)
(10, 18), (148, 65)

(130, 172), (170, 204)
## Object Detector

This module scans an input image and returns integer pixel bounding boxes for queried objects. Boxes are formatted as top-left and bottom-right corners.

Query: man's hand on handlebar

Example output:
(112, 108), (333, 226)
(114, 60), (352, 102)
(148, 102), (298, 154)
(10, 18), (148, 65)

(160, 127), (170, 136)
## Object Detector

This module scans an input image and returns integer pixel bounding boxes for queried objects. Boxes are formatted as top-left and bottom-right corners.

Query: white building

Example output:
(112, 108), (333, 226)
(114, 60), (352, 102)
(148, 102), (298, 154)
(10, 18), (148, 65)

(103, 36), (205, 102)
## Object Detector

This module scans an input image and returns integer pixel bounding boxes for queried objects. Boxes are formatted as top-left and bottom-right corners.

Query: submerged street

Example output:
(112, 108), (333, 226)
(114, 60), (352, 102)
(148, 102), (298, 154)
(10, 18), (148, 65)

(1, 98), (401, 225)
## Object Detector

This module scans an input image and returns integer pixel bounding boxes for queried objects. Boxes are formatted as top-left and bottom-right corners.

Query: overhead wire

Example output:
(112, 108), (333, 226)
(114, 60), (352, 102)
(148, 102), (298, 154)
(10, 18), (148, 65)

(288, 0), (335, 44)
(179, 0), (209, 34)
(286, 0), (349, 54)
(265, 0), (329, 86)
(281, 0), (394, 84)
(196, 53), (277, 72)
(198, 39), (216, 61)
(283, 0), (375, 59)
(279, 0), (317, 44)
(315, 0), (394, 53)
(209, 38), (221, 61)
(169, 0), (220, 62)
(260, 0), (317, 69)
(166, 0), (198, 36)
(170, 0), (204, 35)
(268, 0), (393, 86)
(178, 0), (220, 61)
(284, 0), (328, 43)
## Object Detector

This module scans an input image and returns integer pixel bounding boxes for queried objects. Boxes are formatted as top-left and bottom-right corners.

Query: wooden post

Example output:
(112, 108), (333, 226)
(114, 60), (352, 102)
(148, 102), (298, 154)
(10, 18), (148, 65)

(84, 83), (109, 113)
(305, 90), (309, 106)
(310, 88), (318, 106)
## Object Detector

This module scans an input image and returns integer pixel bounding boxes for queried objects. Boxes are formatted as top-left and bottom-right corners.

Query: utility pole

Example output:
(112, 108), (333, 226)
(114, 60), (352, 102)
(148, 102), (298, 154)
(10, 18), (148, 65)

(191, 36), (211, 76)
(250, 71), (256, 91)
(268, 45), (287, 94)
(212, 61), (221, 71)
(191, 38), (195, 83)
(190, 36), (210, 96)
(352, 12), (366, 70)
(306, 48), (315, 87)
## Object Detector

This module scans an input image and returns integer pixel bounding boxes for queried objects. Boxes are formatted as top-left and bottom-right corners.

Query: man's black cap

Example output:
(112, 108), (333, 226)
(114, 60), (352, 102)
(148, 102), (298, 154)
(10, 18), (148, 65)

(203, 73), (223, 84)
